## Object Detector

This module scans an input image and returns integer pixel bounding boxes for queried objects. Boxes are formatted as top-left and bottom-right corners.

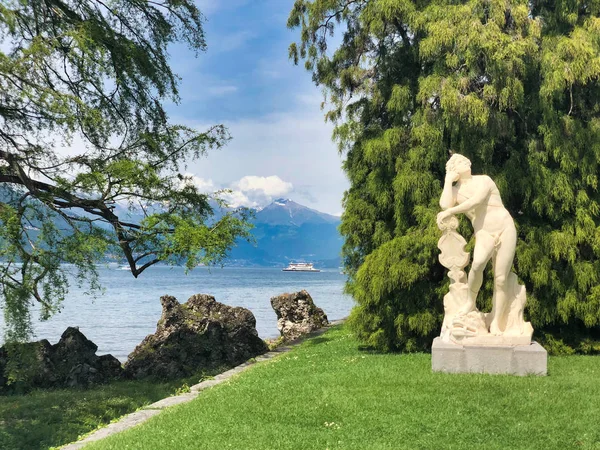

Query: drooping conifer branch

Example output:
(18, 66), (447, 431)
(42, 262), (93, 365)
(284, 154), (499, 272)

(0, 1), (252, 341)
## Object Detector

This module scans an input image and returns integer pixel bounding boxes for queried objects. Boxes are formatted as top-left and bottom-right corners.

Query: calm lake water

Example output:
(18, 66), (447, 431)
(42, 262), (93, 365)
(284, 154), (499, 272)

(0, 266), (353, 361)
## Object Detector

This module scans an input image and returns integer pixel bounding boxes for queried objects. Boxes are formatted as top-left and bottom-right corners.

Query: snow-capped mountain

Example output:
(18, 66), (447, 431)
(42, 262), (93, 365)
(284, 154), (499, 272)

(0, 184), (343, 267)
(107, 197), (343, 267)
(227, 198), (343, 267)
(254, 198), (340, 226)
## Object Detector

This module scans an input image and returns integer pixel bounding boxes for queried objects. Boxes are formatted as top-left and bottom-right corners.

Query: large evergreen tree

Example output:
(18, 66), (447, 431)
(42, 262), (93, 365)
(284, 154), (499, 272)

(0, 1), (251, 341)
(289, 0), (600, 353)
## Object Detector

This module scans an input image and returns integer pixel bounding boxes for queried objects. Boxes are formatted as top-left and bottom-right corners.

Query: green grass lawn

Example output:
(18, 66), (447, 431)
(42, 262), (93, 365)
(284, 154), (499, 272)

(0, 371), (216, 450)
(83, 324), (600, 450)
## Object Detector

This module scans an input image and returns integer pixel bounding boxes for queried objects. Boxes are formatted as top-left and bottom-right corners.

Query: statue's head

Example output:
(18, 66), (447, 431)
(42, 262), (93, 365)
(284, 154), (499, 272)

(446, 154), (471, 176)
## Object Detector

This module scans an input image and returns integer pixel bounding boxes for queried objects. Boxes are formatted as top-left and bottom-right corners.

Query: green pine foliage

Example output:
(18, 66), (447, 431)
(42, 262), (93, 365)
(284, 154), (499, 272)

(289, 0), (600, 353)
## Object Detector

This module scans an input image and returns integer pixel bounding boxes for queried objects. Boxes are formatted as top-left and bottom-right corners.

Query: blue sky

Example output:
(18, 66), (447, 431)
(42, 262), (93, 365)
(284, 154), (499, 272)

(163, 0), (348, 215)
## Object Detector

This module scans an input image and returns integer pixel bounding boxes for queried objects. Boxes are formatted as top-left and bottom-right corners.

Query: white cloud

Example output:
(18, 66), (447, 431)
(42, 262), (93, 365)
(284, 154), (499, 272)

(220, 175), (294, 208)
(181, 174), (215, 192)
(220, 190), (256, 209)
(178, 174), (294, 209)
(233, 175), (292, 197)
(176, 104), (348, 215)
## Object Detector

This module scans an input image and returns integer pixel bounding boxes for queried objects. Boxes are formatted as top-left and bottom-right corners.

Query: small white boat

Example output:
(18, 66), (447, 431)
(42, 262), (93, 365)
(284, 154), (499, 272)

(118, 265), (131, 271)
(282, 262), (320, 272)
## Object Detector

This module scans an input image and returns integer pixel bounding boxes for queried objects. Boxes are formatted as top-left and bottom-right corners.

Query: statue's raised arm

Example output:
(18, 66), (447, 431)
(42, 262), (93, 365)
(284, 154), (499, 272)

(436, 154), (533, 346)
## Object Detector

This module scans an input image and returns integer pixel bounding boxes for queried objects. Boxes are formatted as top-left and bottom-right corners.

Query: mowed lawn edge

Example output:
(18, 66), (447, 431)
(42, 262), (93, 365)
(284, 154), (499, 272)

(86, 324), (600, 450)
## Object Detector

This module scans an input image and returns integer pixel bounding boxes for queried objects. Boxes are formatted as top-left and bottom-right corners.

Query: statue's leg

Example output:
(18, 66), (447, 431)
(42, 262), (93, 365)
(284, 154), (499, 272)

(459, 231), (495, 315)
(489, 224), (518, 335)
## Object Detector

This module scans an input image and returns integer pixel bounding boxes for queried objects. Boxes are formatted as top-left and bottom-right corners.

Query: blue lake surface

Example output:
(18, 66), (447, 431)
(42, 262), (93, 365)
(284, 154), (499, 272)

(0, 266), (353, 361)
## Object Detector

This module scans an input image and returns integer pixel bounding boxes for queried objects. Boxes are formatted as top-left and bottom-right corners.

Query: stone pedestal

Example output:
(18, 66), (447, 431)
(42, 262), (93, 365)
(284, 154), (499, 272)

(432, 337), (547, 376)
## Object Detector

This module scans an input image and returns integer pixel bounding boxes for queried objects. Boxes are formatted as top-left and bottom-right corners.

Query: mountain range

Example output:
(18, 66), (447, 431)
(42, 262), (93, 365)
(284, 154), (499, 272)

(110, 197), (343, 267)
(0, 186), (343, 269)
(228, 198), (343, 268)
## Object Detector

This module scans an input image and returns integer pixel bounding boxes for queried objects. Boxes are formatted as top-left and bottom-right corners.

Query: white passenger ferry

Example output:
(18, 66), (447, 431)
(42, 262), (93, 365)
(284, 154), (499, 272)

(282, 262), (321, 272)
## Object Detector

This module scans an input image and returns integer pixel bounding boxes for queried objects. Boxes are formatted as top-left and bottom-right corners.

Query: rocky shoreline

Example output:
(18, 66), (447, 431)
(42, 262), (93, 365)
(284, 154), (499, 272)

(0, 290), (329, 392)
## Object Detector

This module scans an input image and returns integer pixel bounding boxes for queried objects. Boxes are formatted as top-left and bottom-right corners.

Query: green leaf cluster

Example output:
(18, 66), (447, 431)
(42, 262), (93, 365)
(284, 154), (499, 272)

(0, 1), (251, 341)
(290, 0), (600, 353)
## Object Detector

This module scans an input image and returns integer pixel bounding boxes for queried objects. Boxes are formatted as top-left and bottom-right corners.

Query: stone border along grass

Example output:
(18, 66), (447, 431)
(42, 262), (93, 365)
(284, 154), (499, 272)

(60, 319), (346, 450)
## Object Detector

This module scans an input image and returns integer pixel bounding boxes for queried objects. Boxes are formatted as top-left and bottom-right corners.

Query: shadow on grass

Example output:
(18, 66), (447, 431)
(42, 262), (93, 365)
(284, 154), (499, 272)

(0, 369), (220, 450)
(356, 345), (393, 354)
(355, 345), (432, 355)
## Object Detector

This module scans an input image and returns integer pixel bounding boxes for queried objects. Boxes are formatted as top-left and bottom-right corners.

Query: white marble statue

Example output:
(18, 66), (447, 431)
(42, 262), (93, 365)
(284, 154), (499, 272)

(436, 154), (533, 346)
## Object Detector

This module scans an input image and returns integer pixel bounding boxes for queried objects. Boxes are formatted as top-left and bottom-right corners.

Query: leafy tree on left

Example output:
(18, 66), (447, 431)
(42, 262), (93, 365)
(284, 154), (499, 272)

(0, 0), (251, 341)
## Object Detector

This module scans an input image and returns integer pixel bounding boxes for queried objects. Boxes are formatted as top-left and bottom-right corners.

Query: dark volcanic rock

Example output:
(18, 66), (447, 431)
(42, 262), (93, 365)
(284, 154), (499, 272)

(124, 294), (268, 380)
(270, 290), (328, 341)
(0, 327), (123, 391)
